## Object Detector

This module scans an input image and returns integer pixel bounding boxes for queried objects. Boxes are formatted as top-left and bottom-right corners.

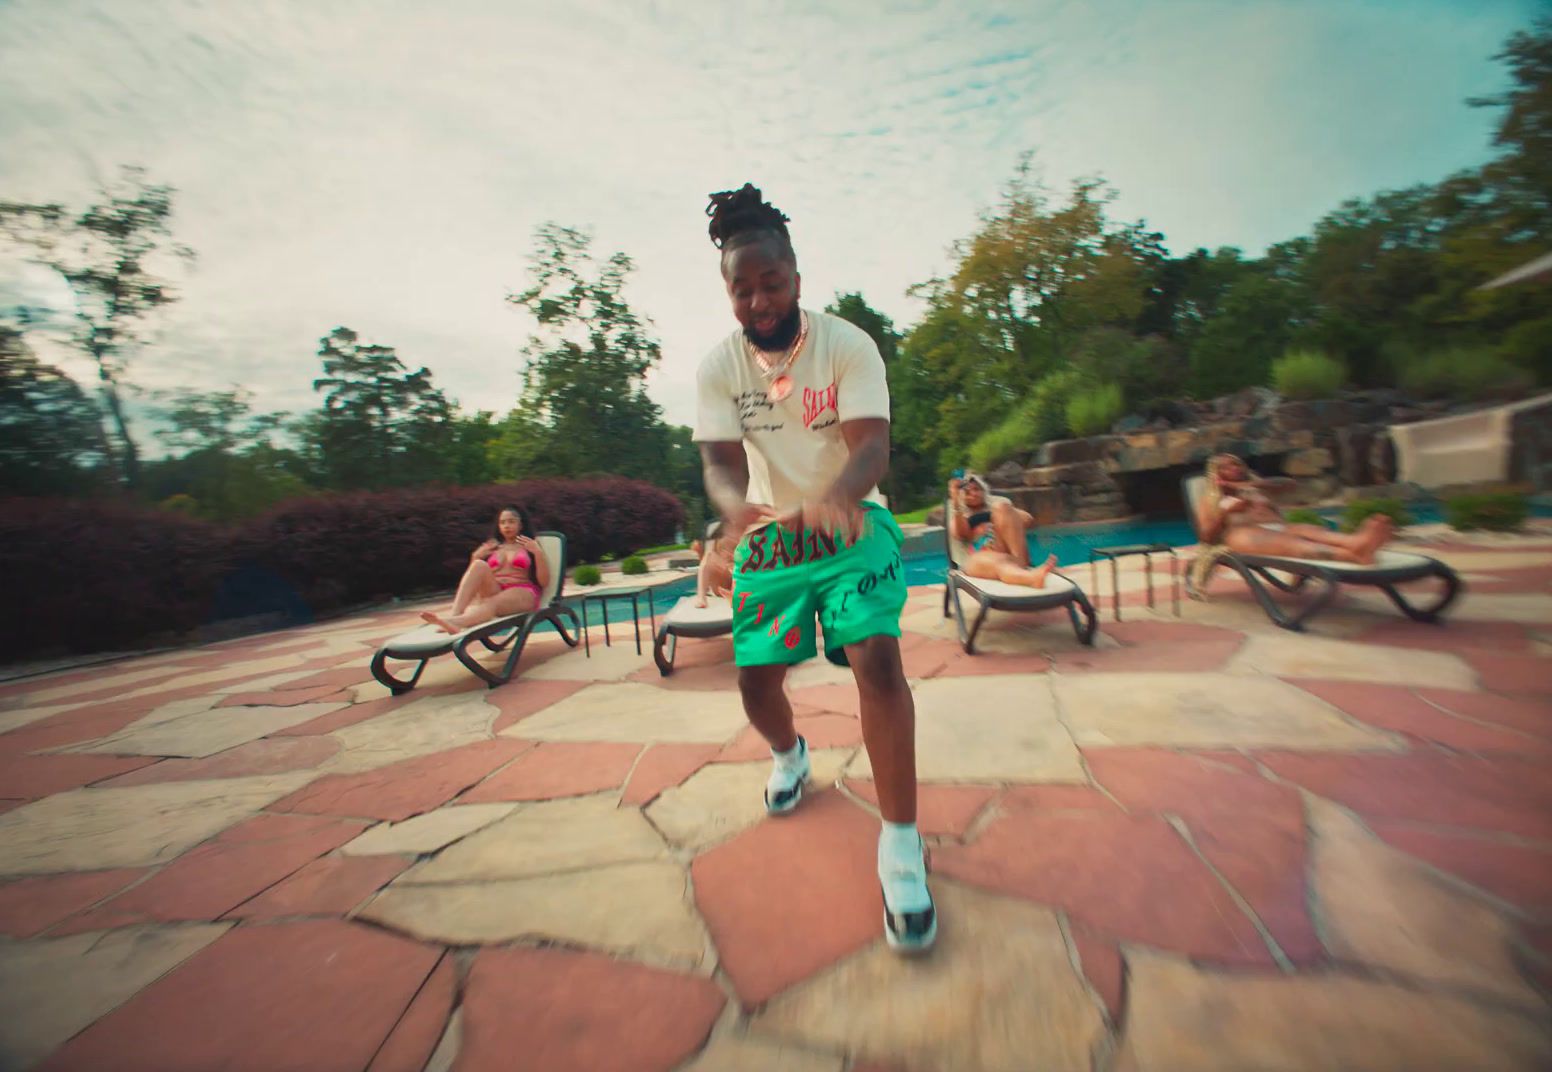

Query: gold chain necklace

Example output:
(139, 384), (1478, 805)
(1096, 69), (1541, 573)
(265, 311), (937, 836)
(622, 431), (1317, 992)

(743, 310), (808, 402)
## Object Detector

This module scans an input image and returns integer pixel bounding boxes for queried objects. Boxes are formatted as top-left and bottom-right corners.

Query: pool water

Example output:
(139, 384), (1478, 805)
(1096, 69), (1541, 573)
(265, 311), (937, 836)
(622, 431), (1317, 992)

(556, 500), (1550, 628)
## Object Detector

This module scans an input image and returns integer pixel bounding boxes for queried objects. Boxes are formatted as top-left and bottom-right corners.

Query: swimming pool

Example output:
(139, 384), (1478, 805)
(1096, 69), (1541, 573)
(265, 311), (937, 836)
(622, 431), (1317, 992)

(561, 499), (1551, 627)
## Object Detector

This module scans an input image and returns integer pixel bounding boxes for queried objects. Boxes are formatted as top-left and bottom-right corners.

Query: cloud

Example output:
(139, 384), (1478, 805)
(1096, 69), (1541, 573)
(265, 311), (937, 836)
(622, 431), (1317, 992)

(0, 0), (1535, 431)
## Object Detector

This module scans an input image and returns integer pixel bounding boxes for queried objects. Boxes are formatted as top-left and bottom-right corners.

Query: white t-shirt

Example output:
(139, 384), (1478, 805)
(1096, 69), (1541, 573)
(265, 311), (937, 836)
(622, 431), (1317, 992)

(693, 309), (890, 511)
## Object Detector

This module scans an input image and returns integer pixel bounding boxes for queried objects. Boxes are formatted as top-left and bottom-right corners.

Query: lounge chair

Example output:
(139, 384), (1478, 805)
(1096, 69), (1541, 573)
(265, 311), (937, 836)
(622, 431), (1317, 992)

(369, 532), (582, 693)
(1182, 476), (1461, 632)
(941, 496), (1098, 651)
(653, 521), (734, 675)
(653, 595), (734, 675)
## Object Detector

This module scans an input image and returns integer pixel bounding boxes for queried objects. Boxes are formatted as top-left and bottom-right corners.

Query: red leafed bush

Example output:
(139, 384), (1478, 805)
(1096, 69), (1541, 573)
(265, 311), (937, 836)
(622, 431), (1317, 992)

(2, 478), (681, 659)
(0, 495), (236, 657)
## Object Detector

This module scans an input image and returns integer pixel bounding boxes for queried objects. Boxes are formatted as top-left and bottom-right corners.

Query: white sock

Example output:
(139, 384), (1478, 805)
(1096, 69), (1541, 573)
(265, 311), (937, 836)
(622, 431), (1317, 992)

(878, 821), (923, 875)
(771, 738), (805, 771)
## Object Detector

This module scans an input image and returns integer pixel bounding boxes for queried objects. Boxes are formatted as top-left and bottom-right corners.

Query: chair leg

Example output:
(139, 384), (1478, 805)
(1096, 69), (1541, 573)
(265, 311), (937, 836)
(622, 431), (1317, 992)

(1066, 590), (1098, 646)
(370, 649), (427, 695)
(1234, 561), (1336, 632)
(653, 626), (677, 677)
(963, 594), (993, 655)
(1379, 565), (1462, 624)
(553, 606), (582, 648)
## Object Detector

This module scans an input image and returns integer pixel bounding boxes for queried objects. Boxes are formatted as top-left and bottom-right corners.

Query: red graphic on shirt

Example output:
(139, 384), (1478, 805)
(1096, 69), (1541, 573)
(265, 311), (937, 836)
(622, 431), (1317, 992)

(803, 383), (838, 428)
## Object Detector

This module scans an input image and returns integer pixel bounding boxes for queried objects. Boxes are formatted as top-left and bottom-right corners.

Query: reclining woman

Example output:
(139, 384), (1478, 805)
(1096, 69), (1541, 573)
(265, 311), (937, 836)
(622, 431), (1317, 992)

(420, 505), (551, 634)
(693, 521), (735, 608)
(949, 473), (1059, 587)
(1196, 453), (1393, 563)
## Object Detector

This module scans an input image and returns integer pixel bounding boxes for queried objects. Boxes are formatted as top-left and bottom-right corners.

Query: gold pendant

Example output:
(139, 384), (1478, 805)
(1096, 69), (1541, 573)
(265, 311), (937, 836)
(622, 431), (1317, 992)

(768, 374), (794, 402)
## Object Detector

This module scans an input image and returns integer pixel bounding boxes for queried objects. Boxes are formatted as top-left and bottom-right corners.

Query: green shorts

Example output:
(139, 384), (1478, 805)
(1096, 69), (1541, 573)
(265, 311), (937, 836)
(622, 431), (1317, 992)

(729, 502), (908, 667)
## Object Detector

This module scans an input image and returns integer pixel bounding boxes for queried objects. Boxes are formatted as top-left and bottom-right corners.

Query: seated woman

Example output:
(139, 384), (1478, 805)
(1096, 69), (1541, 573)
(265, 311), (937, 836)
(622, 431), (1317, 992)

(948, 473), (1058, 588)
(420, 505), (551, 634)
(1196, 453), (1393, 563)
(694, 522), (734, 608)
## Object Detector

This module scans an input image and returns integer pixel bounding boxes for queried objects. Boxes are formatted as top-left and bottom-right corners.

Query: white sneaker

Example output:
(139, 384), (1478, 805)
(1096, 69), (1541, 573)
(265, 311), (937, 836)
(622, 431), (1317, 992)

(879, 833), (937, 954)
(764, 735), (810, 815)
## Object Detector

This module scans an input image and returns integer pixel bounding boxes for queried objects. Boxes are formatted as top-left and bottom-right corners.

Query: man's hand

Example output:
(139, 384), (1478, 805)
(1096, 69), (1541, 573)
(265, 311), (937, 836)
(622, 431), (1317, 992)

(722, 502), (777, 541)
(778, 497), (867, 543)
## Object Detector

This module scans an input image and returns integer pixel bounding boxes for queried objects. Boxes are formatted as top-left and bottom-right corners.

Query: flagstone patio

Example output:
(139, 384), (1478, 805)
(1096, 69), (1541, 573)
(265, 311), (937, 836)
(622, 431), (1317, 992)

(1, 526), (1550, 1070)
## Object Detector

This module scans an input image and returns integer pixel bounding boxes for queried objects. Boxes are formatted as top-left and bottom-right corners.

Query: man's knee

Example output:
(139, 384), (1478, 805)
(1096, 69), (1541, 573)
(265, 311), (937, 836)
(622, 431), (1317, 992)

(738, 664), (787, 703)
(846, 636), (907, 696)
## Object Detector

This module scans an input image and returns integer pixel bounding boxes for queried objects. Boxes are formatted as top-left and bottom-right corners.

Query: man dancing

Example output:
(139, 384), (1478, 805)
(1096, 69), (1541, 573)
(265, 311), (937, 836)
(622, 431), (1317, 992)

(693, 183), (935, 953)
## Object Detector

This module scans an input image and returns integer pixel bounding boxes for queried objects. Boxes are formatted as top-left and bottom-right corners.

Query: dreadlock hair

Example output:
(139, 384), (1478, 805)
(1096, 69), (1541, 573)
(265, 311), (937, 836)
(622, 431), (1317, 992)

(705, 183), (795, 263)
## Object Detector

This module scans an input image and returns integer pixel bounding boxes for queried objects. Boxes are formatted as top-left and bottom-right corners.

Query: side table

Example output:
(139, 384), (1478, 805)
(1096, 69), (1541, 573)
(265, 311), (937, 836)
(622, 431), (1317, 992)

(577, 586), (658, 656)
(1088, 543), (1180, 622)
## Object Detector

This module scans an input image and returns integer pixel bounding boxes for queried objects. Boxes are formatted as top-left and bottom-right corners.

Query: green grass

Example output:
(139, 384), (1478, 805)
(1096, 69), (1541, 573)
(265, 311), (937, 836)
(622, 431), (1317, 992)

(633, 542), (689, 555)
(892, 505), (935, 525)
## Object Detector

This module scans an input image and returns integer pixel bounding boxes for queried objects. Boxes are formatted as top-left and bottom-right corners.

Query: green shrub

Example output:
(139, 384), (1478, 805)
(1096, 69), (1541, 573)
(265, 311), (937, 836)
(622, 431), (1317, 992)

(1283, 508), (1328, 528)
(967, 369), (1081, 471)
(1401, 348), (1533, 401)
(1341, 497), (1413, 533)
(1271, 350), (1346, 400)
(633, 542), (688, 556)
(573, 565), (603, 586)
(620, 555), (648, 575)
(1445, 490), (1529, 532)
(158, 493), (200, 515)
(1065, 383), (1124, 438)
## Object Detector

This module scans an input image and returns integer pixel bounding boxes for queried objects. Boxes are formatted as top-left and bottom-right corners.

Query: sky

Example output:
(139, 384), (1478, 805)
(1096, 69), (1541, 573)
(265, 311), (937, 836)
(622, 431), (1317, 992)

(0, 0), (1541, 441)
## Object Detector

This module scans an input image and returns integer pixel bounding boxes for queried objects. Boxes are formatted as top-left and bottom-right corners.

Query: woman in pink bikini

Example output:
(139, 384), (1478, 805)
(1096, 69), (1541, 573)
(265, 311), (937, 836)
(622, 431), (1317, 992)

(420, 505), (550, 634)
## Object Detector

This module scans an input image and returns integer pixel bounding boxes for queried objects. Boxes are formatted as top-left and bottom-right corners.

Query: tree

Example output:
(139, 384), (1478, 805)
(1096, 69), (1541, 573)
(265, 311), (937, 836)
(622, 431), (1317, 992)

(155, 387), (266, 455)
(826, 292), (934, 506)
(0, 324), (111, 495)
(505, 224), (670, 482)
(0, 166), (192, 486)
(309, 327), (456, 489)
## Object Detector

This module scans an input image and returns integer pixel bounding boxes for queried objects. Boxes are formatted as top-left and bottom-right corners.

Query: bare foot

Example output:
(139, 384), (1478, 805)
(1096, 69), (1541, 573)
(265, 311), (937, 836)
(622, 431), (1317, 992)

(419, 611), (460, 635)
(1351, 516), (1394, 564)
(1031, 553), (1058, 586)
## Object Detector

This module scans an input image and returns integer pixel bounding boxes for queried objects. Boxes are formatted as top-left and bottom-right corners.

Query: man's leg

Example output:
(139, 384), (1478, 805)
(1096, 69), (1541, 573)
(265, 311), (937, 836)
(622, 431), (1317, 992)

(821, 508), (934, 954)
(729, 526), (820, 815)
(845, 635), (915, 823)
(738, 663), (797, 754)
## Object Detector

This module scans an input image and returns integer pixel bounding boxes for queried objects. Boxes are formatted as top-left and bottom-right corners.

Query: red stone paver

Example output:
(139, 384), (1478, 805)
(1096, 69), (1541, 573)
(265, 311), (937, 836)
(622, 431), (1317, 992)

(935, 810), (1274, 965)
(1050, 637), (1242, 673)
(1100, 621), (1242, 647)
(1416, 687), (1552, 741)
(845, 779), (996, 838)
(458, 741), (642, 803)
(458, 945), (725, 1072)
(488, 679), (590, 733)
(1367, 821), (1552, 914)
(1258, 752), (1552, 841)
(620, 743), (721, 806)
(1460, 652), (1552, 697)
(897, 635), (965, 679)
(1288, 679), (1551, 752)
(274, 738), (531, 821)
(1087, 748), (1322, 962)
(267, 666), (376, 694)
(271, 694), (409, 737)
(217, 684), (351, 708)
(693, 790), (882, 1006)
(931, 651), (1052, 678)
(97, 737), (341, 787)
(1355, 619), (1532, 653)
(57, 814), (366, 933)
(38, 920), (440, 1072)
(227, 854), (411, 920)
(0, 753), (158, 798)
(0, 869), (148, 938)
(717, 714), (862, 762)
(366, 953), (456, 1072)
(1069, 923), (1124, 1020)
(997, 784), (1119, 814)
